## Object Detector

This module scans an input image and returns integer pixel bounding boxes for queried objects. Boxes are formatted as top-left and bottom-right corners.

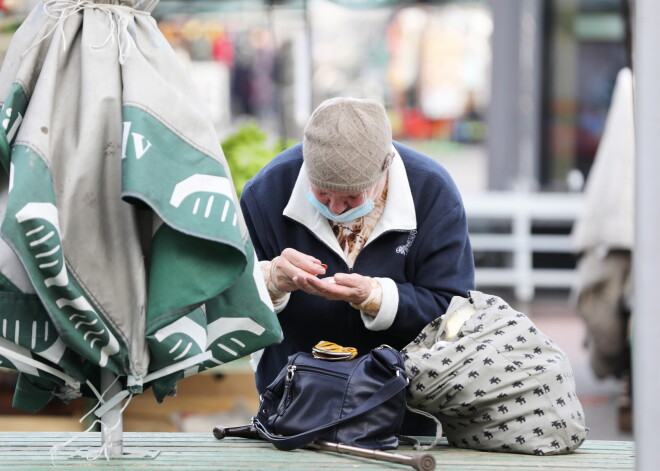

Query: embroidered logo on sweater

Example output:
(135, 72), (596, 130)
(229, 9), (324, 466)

(396, 230), (417, 255)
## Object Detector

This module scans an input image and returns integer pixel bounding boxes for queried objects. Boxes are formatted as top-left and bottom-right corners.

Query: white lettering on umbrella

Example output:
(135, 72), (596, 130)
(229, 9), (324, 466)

(15, 202), (121, 368)
(132, 133), (152, 159)
(122, 121), (152, 160)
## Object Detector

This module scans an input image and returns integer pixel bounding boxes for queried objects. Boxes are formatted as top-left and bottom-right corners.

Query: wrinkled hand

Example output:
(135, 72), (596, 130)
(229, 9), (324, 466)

(293, 272), (371, 305)
(270, 248), (327, 293)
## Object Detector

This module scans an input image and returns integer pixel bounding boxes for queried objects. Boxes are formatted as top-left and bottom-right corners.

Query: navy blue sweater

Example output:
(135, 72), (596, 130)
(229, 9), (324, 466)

(240, 142), (475, 394)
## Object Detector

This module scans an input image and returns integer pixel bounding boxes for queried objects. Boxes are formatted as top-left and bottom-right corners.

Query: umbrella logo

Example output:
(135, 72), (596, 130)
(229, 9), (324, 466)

(14, 201), (120, 368)
(153, 316), (207, 362)
(170, 174), (237, 226)
(206, 316), (266, 359)
(15, 202), (68, 287)
(151, 314), (266, 364)
(54, 296), (120, 367)
(0, 311), (69, 367)
(122, 121), (152, 160)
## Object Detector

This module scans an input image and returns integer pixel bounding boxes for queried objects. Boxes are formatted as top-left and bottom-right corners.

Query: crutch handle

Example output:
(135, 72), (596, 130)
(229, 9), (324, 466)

(213, 424), (260, 440)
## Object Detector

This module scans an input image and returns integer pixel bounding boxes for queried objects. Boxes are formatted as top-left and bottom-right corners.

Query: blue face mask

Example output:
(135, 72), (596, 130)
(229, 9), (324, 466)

(306, 191), (375, 223)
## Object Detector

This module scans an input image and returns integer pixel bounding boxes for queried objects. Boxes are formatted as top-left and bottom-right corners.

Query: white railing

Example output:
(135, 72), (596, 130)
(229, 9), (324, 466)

(463, 191), (583, 302)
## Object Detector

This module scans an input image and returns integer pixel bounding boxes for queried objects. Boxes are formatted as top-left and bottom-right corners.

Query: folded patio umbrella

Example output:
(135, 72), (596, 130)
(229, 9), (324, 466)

(0, 0), (282, 413)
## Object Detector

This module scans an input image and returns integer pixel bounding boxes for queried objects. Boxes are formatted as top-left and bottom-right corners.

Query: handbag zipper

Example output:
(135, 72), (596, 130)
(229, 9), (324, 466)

(278, 365), (296, 414)
(288, 364), (350, 379)
(278, 364), (350, 414)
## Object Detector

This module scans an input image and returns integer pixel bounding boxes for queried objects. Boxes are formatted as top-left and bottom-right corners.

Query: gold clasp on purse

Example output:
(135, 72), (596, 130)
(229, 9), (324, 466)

(312, 341), (357, 361)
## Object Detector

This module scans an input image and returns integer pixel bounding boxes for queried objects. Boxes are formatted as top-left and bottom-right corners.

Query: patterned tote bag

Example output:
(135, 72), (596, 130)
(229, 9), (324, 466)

(401, 291), (588, 455)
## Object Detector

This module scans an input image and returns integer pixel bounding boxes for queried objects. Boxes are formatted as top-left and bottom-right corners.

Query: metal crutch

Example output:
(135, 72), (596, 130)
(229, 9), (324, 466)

(212, 425), (436, 471)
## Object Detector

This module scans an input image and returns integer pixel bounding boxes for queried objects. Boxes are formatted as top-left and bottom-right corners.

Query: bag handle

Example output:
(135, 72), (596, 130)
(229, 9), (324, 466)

(253, 370), (408, 451)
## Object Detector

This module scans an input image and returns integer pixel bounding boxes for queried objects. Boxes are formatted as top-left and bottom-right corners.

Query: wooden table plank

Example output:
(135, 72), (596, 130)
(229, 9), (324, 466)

(0, 432), (634, 470)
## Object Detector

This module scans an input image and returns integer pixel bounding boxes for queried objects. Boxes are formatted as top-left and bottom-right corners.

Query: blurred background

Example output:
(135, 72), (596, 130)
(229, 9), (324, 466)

(0, 0), (634, 444)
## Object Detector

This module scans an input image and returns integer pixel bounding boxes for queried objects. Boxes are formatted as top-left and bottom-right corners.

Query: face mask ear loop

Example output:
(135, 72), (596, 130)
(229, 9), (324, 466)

(367, 170), (388, 203)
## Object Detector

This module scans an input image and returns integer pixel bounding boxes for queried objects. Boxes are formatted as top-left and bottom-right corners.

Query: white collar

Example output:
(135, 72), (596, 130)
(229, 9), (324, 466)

(283, 146), (416, 261)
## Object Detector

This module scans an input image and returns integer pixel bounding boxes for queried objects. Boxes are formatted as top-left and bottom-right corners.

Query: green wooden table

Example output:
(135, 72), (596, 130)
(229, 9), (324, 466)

(0, 432), (634, 470)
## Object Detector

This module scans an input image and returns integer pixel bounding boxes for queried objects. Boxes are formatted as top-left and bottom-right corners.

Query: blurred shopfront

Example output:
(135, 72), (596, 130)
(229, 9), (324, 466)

(0, 1), (630, 290)
(147, 0), (630, 302)
(541, 0), (629, 191)
(145, 0), (629, 193)
(0, 0), (630, 190)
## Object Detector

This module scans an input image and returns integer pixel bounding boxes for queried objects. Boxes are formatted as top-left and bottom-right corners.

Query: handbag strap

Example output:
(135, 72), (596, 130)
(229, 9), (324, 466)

(253, 370), (408, 451)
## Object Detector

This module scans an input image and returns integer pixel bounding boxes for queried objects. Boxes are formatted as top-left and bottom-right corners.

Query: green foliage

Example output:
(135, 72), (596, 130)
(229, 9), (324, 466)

(221, 122), (294, 197)
(0, 18), (23, 34)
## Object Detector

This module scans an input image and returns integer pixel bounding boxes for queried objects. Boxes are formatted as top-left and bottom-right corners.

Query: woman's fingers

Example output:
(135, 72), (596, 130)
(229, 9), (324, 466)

(272, 249), (327, 292)
(273, 252), (370, 304)
(281, 248), (326, 276)
(295, 274), (371, 304)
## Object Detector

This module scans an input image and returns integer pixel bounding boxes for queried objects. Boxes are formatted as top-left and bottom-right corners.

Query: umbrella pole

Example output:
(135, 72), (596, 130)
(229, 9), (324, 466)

(100, 370), (124, 457)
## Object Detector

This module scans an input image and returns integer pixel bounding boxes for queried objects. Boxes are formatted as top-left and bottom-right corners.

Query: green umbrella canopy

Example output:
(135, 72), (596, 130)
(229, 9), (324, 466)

(0, 0), (282, 413)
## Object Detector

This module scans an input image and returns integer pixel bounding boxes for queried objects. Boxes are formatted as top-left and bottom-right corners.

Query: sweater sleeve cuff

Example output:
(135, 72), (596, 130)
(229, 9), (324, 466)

(259, 260), (290, 313)
(361, 277), (398, 331)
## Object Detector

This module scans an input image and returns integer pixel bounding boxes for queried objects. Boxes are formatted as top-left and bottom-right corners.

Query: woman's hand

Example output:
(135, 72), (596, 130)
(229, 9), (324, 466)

(270, 248), (327, 293)
(293, 272), (371, 305)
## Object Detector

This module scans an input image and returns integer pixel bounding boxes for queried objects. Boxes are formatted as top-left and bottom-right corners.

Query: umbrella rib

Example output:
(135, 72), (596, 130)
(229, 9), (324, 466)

(0, 343), (79, 387)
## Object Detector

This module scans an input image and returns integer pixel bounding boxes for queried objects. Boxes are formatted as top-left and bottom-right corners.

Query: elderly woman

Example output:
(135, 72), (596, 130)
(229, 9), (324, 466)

(240, 97), (475, 434)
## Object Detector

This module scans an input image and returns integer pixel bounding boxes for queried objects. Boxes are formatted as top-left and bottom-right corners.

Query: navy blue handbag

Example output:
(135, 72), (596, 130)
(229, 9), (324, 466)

(253, 345), (409, 451)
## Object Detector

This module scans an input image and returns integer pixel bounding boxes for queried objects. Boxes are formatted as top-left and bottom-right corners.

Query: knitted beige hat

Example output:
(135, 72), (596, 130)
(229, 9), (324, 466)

(303, 97), (394, 192)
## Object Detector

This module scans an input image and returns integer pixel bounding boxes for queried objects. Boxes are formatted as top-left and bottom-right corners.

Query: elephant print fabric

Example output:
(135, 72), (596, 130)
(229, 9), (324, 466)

(402, 290), (588, 455)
